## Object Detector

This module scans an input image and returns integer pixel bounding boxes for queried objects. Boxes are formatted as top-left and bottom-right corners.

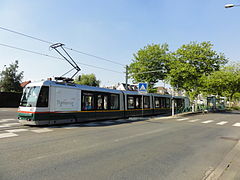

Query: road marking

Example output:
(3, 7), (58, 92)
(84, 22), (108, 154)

(0, 120), (9, 123)
(0, 118), (16, 121)
(30, 128), (53, 133)
(3, 123), (20, 127)
(233, 123), (240, 127)
(0, 132), (18, 139)
(202, 120), (214, 124)
(177, 118), (189, 121)
(188, 119), (200, 122)
(0, 119), (16, 123)
(216, 121), (228, 125)
(0, 125), (9, 128)
(63, 125), (80, 129)
(6, 129), (29, 133)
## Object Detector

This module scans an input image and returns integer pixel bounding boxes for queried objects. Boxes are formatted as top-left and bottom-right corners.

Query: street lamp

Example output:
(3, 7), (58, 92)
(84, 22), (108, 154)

(225, 4), (240, 8)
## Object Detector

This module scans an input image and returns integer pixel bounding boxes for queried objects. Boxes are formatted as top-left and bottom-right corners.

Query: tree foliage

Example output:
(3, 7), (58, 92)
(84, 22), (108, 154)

(201, 64), (240, 100)
(167, 41), (228, 100)
(0, 60), (23, 92)
(128, 43), (171, 91)
(128, 42), (228, 98)
(74, 73), (100, 87)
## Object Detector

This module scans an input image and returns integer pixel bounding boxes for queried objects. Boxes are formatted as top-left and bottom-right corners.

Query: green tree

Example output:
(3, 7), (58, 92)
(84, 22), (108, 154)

(201, 64), (240, 101)
(74, 73), (100, 87)
(128, 43), (171, 92)
(167, 41), (228, 100)
(0, 60), (23, 92)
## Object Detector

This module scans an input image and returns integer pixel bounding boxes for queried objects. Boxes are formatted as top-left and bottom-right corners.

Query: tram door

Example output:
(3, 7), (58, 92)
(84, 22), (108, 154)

(95, 93), (110, 120)
(81, 91), (96, 121)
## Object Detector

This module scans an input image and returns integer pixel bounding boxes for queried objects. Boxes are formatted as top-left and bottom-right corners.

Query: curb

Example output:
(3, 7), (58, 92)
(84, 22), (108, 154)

(150, 111), (202, 121)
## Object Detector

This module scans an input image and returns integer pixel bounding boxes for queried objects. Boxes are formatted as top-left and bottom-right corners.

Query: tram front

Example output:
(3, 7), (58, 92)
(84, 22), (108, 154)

(18, 81), (50, 125)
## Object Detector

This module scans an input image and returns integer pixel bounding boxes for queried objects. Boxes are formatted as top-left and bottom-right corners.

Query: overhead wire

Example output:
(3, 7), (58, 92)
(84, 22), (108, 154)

(0, 26), (53, 44)
(0, 26), (125, 66)
(0, 42), (123, 74)
(133, 70), (165, 75)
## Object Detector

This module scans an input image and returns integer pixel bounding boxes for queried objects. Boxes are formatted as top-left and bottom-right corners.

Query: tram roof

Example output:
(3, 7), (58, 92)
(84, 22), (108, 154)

(26, 80), (122, 94)
(25, 80), (187, 99)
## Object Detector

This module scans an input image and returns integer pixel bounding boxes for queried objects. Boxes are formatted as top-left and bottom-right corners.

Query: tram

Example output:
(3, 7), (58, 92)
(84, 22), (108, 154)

(18, 80), (189, 125)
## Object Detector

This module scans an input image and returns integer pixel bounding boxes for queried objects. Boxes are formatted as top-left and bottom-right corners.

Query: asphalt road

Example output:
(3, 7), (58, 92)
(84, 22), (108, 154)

(0, 108), (240, 180)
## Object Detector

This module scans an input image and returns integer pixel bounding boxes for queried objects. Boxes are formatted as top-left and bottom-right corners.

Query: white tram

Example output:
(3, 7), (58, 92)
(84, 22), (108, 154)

(18, 80), (189, 125)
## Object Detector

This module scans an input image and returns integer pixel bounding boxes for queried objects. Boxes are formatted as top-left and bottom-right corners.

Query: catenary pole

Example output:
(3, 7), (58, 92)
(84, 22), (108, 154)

(125, 65), (128, 90)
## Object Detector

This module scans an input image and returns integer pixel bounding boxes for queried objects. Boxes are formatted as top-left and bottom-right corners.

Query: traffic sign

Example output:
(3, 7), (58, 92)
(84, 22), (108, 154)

(138, 83), (148, 94)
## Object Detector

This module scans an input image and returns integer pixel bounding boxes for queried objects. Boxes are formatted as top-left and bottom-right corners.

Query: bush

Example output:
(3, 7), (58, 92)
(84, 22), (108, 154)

(226, 106), (240, 111)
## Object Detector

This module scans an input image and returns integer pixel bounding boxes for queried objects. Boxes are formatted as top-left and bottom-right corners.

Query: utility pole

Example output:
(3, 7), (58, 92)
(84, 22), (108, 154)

(125, 65), (128, 91)
(172, 88), (175, 116)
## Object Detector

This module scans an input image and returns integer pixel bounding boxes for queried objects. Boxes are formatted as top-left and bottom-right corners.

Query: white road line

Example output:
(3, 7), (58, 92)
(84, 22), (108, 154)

(0, 125), (9, 128)
(3, 123), (20, 127)
(188, 119), (200, 122)
(0, 132), (18, 139)
(63, 125), (80, 129)
(0, 119), (16, 123)
(0, 120), (9, 123)
(6, 129), (29, 133)
(202, 120), (214, 124)
(177, 118), (189, 121)
(30, 128), (53, 133)
(154, 116), (176, 120)
(216, 121), (228, 125)
(233, 123), (240, 127)
(0, 119), (16, 121)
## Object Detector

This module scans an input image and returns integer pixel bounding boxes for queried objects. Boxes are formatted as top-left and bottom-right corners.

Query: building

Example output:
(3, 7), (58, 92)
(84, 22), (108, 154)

(156, 86), (169, 95)
(116, 83), (138, 91)
(20, 81), (31, 88)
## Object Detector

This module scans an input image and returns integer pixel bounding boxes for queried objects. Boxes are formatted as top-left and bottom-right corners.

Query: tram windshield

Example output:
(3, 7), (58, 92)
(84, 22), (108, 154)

(20, 86), (41, 107)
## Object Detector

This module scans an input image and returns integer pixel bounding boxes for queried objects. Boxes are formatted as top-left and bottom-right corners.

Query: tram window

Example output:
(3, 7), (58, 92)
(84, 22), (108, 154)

(37, 86), (49, 107)
(82, 92), (94, 110)
(160, 98), (166, 108)
(160, 98), (163, 108)
(20, 86), (41, 107)
(128, 96), (135, 109)
(155, 97), (160, 108)
(110, 94), (119, 110)
(143, 96), (150, 108)
(103, 95), (108, 110)
(166, 98), (170, 108)
(176, 99), (183, 108)
(135, 96), (142, 109)
(97, 95), (103, 109)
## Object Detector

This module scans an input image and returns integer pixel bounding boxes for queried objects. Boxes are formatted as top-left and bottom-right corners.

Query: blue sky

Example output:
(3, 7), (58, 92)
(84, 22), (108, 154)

(0, 0), (239, 86)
